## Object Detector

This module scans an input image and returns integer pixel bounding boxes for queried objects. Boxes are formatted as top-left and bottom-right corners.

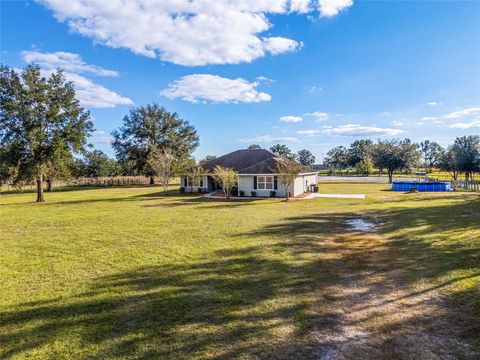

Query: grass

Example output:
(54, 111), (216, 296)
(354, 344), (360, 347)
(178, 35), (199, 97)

(1, 182), (479, 359)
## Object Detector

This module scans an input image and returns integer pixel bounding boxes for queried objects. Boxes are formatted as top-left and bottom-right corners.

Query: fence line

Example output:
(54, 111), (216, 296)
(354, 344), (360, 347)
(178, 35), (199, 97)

(452, 180), (480, 192)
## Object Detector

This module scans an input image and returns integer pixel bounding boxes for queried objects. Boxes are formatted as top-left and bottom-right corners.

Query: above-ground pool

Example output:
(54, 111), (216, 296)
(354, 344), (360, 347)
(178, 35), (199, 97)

(392, 181), (453, 192)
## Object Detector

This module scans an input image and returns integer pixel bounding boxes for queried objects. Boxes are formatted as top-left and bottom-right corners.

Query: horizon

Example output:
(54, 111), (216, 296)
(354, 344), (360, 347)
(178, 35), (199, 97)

(1, 1), (479, 162)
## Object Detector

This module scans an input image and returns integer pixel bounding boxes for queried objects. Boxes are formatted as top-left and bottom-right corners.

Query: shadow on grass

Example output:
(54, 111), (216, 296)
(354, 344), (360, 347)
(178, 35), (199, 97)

(1, 196), (479, 358)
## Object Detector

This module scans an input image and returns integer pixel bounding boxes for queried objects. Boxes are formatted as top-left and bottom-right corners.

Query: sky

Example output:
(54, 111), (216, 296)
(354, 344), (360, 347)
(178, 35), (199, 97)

(1, 0), (479, 162)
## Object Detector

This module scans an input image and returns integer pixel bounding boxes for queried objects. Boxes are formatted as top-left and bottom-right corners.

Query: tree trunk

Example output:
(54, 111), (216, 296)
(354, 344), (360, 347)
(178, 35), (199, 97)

(46, 178), (52, 192)
(149, 176), (155, 185)
(36, 175), (45, 202)
(388, 170), (393, 184)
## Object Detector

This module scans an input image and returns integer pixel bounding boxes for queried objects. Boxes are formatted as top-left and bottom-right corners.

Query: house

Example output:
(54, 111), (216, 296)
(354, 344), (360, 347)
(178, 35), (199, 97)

(180, 149), (318, 197)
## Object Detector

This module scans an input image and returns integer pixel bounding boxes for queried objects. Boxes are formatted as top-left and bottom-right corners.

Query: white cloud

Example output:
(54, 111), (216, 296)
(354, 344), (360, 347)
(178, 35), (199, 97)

(21, 50), (118, 77)
(38, 0), (352, 66)
(160, 74), (271, 103)
(444, 107), (480, 119)
(296, 129), (320, 136)
(304, 111), (329, 121)
(391, 120), (405, 126)
(239, 135), (299, 143)
(449, 119), (480, 129)
(427, 101), (440, 106)
(280, 115), (303, 123)
(90, 130), (113, 145)
(21, 51), (133, 108)
(323, 124), (404, 136)
(308, 85), (321, 93)
(318, 0), (353, 17)
(62, 72), (133, 108)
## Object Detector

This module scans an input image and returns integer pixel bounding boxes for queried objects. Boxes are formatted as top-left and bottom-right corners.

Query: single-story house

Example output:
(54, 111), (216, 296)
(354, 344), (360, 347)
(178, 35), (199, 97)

(180, 149), (318, 197)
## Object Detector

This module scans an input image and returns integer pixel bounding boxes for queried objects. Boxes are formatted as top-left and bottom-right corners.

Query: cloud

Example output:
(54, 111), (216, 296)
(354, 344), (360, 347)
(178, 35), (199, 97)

(62, 72), (133, 108)
(444, 107), (480, 119)
(391, 120), (405, 126)
(323, 124), (404, 136)
(21, 50), (133, 108)
(90, 130), (113, 145)
(449, 119), (480, 129)
(304, 111), (329, 121)
(38, 0), (352, 66)
(239, 135), (300, 143)
(160, 74), (271, 103)
(296, 129), (320, 136)
(21, 50), (118, 76)
(279, 115), (303, 123)
(427, 101), (440, 106)
(317, 0), (353, 17)
(308, 85), (321, 93)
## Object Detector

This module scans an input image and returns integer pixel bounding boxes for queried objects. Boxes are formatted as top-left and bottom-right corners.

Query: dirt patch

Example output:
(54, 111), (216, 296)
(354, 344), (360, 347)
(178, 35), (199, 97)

(345, 219), (376, 231)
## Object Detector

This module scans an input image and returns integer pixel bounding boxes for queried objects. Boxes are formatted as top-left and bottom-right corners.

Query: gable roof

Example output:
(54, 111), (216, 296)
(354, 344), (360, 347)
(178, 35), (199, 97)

(201, 149), (314, 174)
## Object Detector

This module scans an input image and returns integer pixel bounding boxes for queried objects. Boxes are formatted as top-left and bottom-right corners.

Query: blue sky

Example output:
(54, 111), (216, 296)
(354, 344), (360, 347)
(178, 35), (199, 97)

(1, 0), (479, 162)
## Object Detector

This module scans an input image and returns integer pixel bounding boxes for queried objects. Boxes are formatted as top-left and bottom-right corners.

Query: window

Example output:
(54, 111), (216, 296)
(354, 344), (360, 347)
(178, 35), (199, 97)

(257, 176), (273, 190)
(187, 177), (203, 187)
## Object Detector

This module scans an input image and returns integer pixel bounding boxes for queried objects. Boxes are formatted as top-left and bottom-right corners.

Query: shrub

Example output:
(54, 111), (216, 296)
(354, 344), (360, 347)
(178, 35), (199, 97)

(197, 187), (203, 193)
(270, 191), (276, 198)
(239, 190), (245, 197)
(251, 191), (257, 197)
(179, 187), (185, 193)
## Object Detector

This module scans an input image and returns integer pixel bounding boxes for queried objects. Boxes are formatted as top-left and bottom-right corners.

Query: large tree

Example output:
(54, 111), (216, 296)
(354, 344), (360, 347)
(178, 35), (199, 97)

(419, 140), (443, 172)
(452, 135), (480, 180)
(438, 146), (461, 180)
(0, 65), (93, 202)
(372, 139), (420, 183)
(112, 104), (199, 184)
(324, 146), (349, 170)
(296, 149), (315, 166)
(270, 144), (294, 158)
(81, 150), (121, 178)
(347, 139), (374, 167)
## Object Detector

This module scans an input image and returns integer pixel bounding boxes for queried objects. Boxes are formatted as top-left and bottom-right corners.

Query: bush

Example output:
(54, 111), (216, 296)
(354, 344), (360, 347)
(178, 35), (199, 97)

(251, 191), (257, 197)
(179, 187), (185, 193)
(197, 187), (203, 193)
(270, 191), (276, 198)
(239, 190), (245, 197)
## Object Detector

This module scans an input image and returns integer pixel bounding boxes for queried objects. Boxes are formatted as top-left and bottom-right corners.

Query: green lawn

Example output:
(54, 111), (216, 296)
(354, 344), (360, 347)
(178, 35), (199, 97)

(1, 182), (479, 359)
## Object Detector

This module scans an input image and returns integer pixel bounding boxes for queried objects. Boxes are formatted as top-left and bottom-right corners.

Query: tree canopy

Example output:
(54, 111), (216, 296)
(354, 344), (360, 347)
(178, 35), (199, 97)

(270, 144), (294, 158)
(0, 65), (93, 201)
(372, 139), (420, 183)
(112, 104), (199, 183)
(296, 149), (315, 166)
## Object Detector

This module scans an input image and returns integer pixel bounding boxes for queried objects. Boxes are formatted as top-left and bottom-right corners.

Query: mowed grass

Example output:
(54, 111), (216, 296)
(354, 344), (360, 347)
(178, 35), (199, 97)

(0, 182), (479, 359)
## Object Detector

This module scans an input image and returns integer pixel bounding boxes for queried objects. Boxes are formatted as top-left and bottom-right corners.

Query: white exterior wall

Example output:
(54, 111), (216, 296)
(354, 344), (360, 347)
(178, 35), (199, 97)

(238, 173), (318, 197)
(292, 173), (318, 196)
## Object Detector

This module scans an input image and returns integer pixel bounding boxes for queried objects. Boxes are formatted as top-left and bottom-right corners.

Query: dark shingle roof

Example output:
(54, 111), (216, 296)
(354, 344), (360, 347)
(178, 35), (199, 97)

(202, 149), (314, 174)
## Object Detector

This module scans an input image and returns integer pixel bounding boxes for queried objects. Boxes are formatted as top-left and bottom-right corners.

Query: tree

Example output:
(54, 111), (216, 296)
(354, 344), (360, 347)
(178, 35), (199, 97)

(112, 104), (199, 184)
(82, 150), (121, 178)
(274, 157), (303, 200)
(0, 65), (93, 202)
(296, 149), (315, 166)
(372, 139), (421, 183)
(420, 140), (443, 172)
(147, 146), (175, 195)
(248, 144), (261, 150)
(347, 139), (374, 167)
(212, 165), (237, 199)
(324, 146), (349, 170)
(270, 144), (294, 158)
(438, 146), (461, 180)
(452, 135), (480, 180)
(199, 155), (217, 165)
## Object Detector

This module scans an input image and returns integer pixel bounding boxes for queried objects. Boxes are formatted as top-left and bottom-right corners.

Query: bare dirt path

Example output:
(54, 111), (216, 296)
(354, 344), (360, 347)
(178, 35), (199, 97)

(274, 219), (478, 360)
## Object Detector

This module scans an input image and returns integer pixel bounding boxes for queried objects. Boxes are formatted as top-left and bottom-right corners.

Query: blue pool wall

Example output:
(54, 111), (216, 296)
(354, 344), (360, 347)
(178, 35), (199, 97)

(392, 181), (453, 192)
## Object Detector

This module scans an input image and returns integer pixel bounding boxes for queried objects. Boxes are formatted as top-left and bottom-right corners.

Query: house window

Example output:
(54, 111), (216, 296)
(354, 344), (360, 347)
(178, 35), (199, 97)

(258, 176), (273, 190)
(187, 177), (203, 187)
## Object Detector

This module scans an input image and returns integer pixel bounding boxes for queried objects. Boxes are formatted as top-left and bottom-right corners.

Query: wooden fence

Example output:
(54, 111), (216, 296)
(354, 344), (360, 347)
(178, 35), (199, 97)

(452, 180), (480, 192)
